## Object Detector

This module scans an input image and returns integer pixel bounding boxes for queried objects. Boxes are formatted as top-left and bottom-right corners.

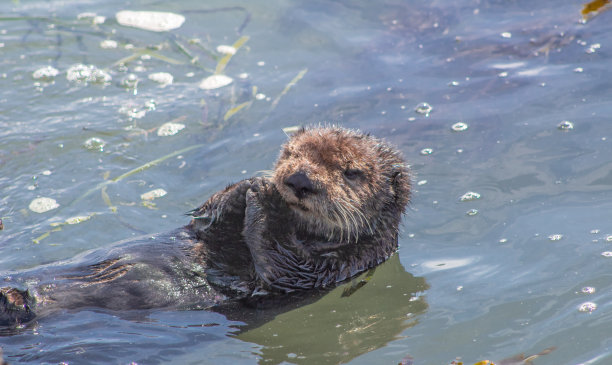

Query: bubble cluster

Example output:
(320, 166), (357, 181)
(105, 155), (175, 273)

(28, 197), (59, 213)
(548, 234), (563, 241)
(157, 122), (185, 136)
(32, 66), (59, 80)
(66, 64), (111, 84)
(581, 287), (596, 294)
(578, 302), (597, 313)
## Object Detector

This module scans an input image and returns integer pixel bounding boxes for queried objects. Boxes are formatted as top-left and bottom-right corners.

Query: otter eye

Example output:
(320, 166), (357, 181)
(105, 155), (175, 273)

(344, 168), (364, 180)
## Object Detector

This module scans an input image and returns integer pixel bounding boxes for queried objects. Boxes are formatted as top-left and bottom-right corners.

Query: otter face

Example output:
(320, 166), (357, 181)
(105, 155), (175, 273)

(272, 127), (410, 242)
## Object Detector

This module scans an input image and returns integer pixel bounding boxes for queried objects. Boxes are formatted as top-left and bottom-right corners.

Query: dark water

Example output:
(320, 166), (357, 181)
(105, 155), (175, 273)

(1, 0), (612, 364)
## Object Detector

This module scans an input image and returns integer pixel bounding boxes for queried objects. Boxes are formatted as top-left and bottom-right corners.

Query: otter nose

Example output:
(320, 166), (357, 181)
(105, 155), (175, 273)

(284, 172), (314, 199)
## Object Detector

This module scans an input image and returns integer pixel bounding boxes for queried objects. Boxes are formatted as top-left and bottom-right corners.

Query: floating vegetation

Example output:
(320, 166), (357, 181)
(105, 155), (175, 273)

(223, 101), (251, 121)
(558, 120), (574, 131)
(72, 143), (205, 206)
(199, 74), (233, 90)
(140, 188), (167, 201)
(460, 192), (480, 202)
(148, 72), (173, 86)
(83, 137), (106, 151)
(157, 122), (185, 136)
(54, 215), (92, 226)
(451, 122), (468, 132)
(214, 35), (250, 74)
(66, 64), (111, 84)
(582, 0), (611, 20)
(282, 126), (301, 135)
(271, 68), (308, 110)
(115, 11), (185, 32)
(414, 102), (432, 116)
(28, 197), (59, 213)
(32, 66), (59, 80)
(33, 213), (95, 243)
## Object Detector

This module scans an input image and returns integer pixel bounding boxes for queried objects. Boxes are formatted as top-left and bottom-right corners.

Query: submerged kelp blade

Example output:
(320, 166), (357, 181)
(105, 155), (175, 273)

(116, 11), (185, 32)
(271, 68), (308, 110)
(72, 143), (204, 206)
(214, 35), (249, 74)
(582, 0), (611, 18)
(223, 101), (251, 121)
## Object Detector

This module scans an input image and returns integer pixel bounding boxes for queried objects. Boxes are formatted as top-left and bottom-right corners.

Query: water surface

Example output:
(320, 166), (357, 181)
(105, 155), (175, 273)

(1, 0), (612, 364)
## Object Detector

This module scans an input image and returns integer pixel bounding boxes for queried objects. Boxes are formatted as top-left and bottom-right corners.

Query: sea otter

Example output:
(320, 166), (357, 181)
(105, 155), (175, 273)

(0, 126), (410, 327)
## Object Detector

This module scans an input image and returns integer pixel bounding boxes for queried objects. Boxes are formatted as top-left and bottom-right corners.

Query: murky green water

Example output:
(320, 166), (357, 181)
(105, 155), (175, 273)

(2, 0), (612, 364)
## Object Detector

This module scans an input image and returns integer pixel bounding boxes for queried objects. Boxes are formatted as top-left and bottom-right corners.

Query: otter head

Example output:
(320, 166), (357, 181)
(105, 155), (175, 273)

(273, 126), (410, 242)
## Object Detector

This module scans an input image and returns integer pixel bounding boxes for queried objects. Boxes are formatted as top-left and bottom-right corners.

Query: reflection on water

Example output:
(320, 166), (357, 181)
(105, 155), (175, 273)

(220, 255), (428, 365)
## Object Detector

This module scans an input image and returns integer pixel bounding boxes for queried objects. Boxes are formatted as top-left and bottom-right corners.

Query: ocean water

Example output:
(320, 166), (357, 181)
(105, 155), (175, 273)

(1, 0), (612, 364)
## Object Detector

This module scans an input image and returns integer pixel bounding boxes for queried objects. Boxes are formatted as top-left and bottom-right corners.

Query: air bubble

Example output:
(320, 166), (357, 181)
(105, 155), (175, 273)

(83, 137), (106, 151)
(460, 192), (480, 202)
(414, 102), (433, 116)
(558, 121), (574, 131)
(451, 122), (468, 132)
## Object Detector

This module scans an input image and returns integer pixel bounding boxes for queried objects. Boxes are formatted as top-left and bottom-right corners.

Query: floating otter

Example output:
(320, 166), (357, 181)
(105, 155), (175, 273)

(0, 126), (410, 327)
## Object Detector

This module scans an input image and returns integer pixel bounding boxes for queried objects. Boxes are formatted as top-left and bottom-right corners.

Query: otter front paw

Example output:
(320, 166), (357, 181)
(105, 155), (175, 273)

(0, 287), (36, 326)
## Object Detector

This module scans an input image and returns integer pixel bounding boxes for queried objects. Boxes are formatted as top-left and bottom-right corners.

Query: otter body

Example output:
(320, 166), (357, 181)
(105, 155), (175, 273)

(1, 127), (410, 326)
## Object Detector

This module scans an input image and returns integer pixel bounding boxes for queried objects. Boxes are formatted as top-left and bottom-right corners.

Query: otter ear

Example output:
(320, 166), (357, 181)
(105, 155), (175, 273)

(390, 168), (411, 209)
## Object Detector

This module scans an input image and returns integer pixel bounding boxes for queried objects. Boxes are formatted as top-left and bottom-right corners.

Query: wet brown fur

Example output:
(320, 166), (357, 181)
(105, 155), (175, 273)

(273, 127), (410, 242)
(1, 126), (411, 327)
